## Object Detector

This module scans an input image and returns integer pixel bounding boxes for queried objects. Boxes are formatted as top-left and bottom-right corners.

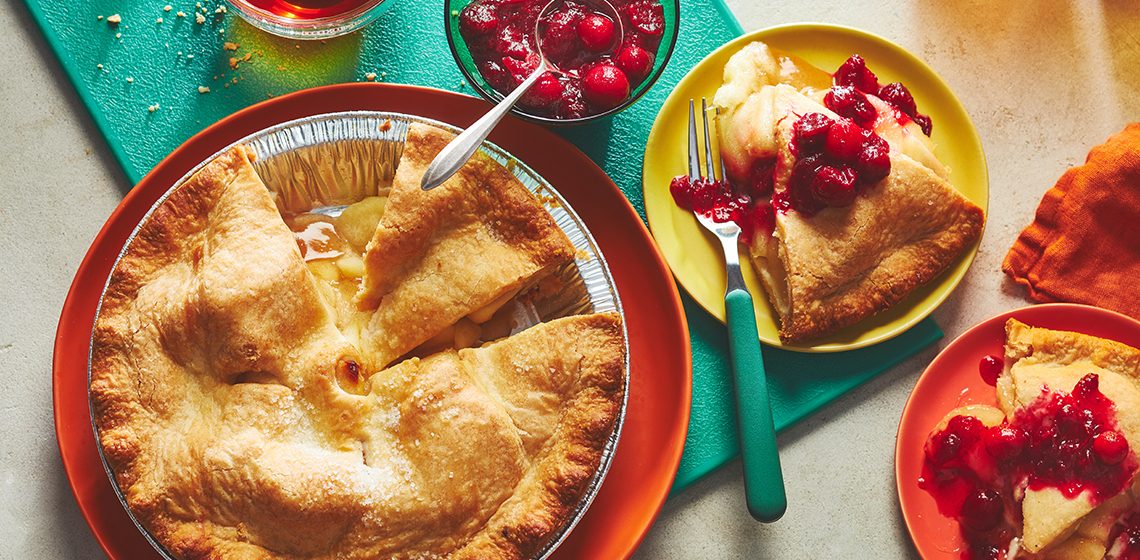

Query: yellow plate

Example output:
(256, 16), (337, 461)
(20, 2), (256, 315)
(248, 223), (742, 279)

(643, 23), (988, 353)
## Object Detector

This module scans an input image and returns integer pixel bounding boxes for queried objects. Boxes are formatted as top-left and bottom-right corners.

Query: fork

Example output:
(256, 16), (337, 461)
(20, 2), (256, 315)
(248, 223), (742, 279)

(687, 98), (787, 522)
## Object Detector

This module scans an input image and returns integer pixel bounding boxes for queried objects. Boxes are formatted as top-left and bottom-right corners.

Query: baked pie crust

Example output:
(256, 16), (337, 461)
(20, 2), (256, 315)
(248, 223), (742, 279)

(733, 84), (984, 342)
(90, 126), (625, 559)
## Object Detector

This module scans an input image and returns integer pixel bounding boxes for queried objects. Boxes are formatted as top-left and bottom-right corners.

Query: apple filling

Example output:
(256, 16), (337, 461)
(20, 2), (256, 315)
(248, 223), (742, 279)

(283, 197), (532, 354)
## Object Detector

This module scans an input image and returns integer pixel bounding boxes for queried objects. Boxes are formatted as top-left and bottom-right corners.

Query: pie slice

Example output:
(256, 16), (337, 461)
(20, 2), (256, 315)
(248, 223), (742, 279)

(90, 143), (626, 559)
(738, 85), (984, 342)
(999, 319), (1140, 554)
(921, 320), (1140, 559)
(355, 122), (576, 367)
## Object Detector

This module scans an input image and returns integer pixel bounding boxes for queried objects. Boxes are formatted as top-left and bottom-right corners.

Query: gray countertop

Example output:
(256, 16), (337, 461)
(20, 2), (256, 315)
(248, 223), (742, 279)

(2, 0), (1138, 557)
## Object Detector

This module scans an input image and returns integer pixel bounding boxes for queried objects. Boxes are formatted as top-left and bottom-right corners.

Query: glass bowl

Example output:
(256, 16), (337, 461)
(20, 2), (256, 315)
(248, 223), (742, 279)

(227, 0), (397, 40)
(444, 0), (680, 126)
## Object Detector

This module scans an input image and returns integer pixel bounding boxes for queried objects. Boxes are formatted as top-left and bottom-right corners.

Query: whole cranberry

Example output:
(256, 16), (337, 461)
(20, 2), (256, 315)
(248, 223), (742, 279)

(525, 72), (565, 108)
(538, 6), (584, 60)
(824, 119), (864, 163)
(577, 14), (616, 51)
(811, 165), (858, 207)
(1093, 430), (1130, 465)
(496, 24), (530, 60)
(834, 54), (880, 94)
(947, 415), (986, 444)
(787, 154), (827, 215)
(878, 82), (917, 116)
(616, 44), (654, 81)
(582, 64), (630, 110)
(624, 0), (665, 37)
(984, 425), (1027, 461)
(960, 488), (1004, 532)
(557, 81), (588, 119)
(824, 86), (878, 129)
(978, 355), (1004, 386)
(856, 132), (891, 185)
(793, 112), (834, 154)
(926, 430), (962, 464)
(460, 3), (499, 35)
(912, 114), (933, 136)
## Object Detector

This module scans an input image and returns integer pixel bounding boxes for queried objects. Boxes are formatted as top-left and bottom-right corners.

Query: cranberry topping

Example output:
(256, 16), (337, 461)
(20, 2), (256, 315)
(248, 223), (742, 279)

(824, 86), (877, 129)
(978, 355), (1003, 386)
(1108, 511), (1140, 560)
(878, 82), (934, 137)
(780, 113), (891, 215)
(792, 111), (833, 152)
(459, 0), (664, 119)
(811, 165), (857, 207)
(833, 54), (880, 94)
(669, 170), (775, 244)
(920, 373), (1139, 560)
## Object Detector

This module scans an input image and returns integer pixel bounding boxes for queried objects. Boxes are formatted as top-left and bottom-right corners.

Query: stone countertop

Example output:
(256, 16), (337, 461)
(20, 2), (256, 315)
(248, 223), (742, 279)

(2, 0), (1138, 557)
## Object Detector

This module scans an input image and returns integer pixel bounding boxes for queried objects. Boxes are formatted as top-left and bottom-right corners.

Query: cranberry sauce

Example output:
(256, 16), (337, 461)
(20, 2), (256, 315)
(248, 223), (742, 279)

(458, 0), (664, 119)
(921, 374), (1138, 560)
(1108, 511), (1140, 560)
(669, 173), (775, 244)
(776, 112), (890, 215)
(830, 54), (933, 136)
(979, 355), (1003, 386)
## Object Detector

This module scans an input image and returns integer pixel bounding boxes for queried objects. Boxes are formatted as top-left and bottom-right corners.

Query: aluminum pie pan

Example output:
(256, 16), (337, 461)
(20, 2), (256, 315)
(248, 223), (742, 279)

(87, 111), (629, 560)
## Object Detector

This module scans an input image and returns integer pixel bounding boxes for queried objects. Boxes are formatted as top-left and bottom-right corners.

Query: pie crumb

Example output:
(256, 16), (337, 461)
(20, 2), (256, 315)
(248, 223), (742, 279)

(224, 42), (239, 51)
(156, 17), (163, 23)
(176, 11), (186, 17)
(195, 12), (206, 24)
(365, 72), (377, 81)
(197, 86), (211, 94)
(126, 77), (134, 83)
(163, 5), (172, 11)
(107, 13), (121, 24)
(96, 63), (104, 70)
(115, 32), (122, 39)
(97, 15), (103, 20)
(148, 103), (160, 112)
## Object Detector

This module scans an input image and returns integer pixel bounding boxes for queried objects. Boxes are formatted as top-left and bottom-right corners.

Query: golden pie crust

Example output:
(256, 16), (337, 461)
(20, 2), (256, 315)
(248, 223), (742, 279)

(90, 128), (625, 559)
(746, 85), (984, 342)
(999, 319), (1140, 555)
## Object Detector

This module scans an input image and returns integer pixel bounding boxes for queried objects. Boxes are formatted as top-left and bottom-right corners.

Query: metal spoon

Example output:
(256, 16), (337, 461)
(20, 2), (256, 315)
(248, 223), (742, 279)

(420, 0), (623, 190)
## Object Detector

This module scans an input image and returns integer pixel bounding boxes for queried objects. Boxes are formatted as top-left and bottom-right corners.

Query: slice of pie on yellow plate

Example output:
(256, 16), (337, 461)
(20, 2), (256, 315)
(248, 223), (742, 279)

(356, 122), (576, 368)
(90, 140), (625, 559)
(742, 84), (984, 342)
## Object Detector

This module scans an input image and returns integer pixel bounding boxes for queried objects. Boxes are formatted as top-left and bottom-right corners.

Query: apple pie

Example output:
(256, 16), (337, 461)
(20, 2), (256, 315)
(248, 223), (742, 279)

(90, 123), (626, 559)
(671, 42), (984, 343)
(922, 320), (1140, 559)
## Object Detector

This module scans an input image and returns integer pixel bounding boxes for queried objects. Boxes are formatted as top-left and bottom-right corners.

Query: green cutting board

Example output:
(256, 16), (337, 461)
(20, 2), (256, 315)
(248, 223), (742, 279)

(24, 0), (941, 493)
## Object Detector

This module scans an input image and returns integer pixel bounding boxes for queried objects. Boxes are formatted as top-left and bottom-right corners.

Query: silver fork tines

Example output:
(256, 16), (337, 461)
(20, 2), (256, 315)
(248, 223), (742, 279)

(688, 97), (744, 292)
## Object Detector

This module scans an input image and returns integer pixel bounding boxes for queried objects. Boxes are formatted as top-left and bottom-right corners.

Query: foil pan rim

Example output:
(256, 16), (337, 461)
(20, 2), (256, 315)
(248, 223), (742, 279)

(86, 111), (629, 560)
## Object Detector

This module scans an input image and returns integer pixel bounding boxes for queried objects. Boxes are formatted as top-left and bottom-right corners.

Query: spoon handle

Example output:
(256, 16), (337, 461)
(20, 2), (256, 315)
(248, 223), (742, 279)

(420, 66), (546, 191)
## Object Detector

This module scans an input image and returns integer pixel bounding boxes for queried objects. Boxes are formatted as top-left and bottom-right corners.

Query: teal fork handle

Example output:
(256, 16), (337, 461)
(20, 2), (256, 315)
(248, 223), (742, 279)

(725, 288), (787, 522)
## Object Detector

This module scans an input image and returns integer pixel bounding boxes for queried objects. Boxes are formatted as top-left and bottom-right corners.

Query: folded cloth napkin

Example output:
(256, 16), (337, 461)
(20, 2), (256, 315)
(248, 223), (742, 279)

(1004, 123), (1140, 318)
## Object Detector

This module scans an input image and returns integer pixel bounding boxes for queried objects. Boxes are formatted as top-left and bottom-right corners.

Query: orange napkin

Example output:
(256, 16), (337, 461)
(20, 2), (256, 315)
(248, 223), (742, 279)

(1004, 123), (1140, 318)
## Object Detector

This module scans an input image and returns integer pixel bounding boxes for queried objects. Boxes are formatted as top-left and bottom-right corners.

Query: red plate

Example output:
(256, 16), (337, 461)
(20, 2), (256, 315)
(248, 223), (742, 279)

(54, 83), (692, 560)
(896, 303), (1140, 558)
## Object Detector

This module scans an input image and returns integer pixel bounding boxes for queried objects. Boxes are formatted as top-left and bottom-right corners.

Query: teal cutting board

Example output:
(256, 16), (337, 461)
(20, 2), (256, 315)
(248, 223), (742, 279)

(23, 0), (941, 493)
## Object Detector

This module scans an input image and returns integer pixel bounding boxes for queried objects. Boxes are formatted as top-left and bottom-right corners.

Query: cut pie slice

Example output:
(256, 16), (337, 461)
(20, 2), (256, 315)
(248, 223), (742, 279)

(355, 122), (576, 367)
(745, 84), (984, 342)
(921, 320), (1140, 559)
(999, 319), (1140, 554)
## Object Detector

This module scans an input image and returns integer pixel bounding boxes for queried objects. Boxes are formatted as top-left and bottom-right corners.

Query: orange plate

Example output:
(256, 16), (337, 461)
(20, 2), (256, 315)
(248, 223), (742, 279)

(53, 83), (692, 560)
(895, 303), (1140, 558)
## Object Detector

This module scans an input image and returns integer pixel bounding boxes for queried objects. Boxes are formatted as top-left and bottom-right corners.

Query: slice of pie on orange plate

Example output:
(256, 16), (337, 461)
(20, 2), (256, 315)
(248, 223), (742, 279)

(921, 320), (1140, 559)
(707, 42), (983, 343)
